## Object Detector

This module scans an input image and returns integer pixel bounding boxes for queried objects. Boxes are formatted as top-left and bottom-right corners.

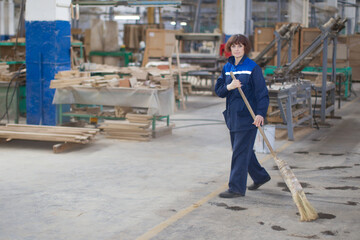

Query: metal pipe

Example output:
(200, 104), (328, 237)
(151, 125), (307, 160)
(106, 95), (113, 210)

(332, 37), (337, 85)
(0, 1), (5, 38)
(277, 0), (281, 22)
(310, 0), (317, 27)
(245, 0), (252, 36)
(193, 0), (202, 32)
(356, 6), (359, 33)
(321, 37), (328, 124)
(276, 31), (282, 68)
(288, 34), (292, 64)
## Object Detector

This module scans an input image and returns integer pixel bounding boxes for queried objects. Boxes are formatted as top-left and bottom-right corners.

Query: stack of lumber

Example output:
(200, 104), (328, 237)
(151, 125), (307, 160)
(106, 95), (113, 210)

(0, 124), (99, 144)
(126, 113), (153, 124)
(0, 63), (10, 81)
(7, 38), (26, 43)
(99, 117), (152, 141)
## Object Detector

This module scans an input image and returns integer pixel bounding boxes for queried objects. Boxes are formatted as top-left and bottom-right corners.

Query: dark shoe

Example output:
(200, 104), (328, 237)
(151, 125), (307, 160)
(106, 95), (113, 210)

(248, 177), (271, 190)
(219, 190), (244, 198)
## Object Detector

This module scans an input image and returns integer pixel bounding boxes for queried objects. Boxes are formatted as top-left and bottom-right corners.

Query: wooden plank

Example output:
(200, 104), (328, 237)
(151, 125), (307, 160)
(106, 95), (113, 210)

(175, 39), (186, 110)
(101, 127), (150, 133)
(0, 127), (96, 140)
(53, 142), (82, 153)
(6, 124), (100, 133)
(50, 76), (103, 88)
(126, 113), (153, 120)
(0, 131), (90, 143)
(1, 128), (97, 139)
(105, 130), (151, 136)
(102, 120), (150, 128)
(106, 135), (150, 141)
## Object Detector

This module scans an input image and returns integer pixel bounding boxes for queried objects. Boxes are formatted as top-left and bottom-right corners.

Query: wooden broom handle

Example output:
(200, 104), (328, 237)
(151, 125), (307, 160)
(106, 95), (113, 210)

(230, 72), (277, 158)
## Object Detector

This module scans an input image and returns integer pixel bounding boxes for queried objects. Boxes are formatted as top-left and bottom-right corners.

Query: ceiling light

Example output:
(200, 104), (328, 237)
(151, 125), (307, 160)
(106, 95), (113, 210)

(170, 21), (176, 25)
(180, 22), (187, 26)
(114, 15), (140, 20)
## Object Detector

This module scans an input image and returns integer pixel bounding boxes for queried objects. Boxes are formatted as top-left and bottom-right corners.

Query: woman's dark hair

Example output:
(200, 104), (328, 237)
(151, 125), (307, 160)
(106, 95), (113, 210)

(225, 34), (252, 55)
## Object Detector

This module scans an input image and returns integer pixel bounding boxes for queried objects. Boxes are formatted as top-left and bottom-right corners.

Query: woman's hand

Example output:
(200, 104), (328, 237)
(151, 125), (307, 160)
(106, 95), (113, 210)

(253, 115), (264, 127)
(227, 79), (242, 91)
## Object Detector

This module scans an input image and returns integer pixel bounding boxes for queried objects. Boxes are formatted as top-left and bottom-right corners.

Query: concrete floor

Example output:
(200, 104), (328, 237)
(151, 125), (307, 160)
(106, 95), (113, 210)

(0, 84), (359, 240)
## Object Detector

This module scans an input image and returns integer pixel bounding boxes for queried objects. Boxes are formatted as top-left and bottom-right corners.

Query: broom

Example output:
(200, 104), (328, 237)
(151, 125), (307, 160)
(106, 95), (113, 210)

(230, 72), (318, 222)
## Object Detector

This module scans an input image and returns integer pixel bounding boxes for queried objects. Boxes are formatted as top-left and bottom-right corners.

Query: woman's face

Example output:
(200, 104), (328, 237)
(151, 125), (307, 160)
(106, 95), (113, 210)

(231, 43), (245, 59)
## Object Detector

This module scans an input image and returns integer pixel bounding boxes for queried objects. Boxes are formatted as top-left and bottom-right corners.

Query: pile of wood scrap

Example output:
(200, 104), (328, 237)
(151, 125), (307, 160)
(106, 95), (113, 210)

(50, 65), (201, 90)
(99, 118), (151, 141)
(0, 124), (99, 143)
(50, 70), (134, 89)
(50, 68), (177, 90)
(0, 63), (26, 82)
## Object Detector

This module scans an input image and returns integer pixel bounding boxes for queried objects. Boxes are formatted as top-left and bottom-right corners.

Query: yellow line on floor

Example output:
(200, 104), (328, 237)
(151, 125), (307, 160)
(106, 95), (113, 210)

(136, 131), (309, 240)
(136, 183), (228, 240)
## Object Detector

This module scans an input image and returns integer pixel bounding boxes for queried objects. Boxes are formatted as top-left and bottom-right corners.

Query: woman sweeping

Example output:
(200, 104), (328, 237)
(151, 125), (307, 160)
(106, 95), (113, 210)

(215, 34), (271, 198)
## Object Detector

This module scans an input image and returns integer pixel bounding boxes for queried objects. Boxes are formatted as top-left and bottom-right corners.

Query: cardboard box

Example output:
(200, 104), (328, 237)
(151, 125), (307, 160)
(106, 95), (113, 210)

(119, 79), (131, 88)
(327, 43), (348, 60)
(351, 66), (360, 81)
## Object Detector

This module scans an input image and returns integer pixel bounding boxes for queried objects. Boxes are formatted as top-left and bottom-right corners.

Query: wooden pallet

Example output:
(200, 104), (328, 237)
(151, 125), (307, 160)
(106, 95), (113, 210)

(0, 124), (99, 153)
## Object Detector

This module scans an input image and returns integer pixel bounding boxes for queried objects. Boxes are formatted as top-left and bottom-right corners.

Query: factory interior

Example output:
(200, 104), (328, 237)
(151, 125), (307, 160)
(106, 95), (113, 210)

(0, 0), (360, 239)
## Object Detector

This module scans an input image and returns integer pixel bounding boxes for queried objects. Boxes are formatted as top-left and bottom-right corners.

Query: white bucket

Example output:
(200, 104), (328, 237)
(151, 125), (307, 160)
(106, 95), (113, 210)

(254, 125), (275, 154)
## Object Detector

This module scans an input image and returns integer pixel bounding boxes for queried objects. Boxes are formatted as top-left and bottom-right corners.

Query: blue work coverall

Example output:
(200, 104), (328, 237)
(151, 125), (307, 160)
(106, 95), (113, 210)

(215, 55), (271, 195)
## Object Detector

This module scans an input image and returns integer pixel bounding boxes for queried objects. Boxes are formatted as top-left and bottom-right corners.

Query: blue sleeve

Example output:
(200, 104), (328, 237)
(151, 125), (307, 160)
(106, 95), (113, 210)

(251, 65), (269, 118)
(215, 68), (229, 98)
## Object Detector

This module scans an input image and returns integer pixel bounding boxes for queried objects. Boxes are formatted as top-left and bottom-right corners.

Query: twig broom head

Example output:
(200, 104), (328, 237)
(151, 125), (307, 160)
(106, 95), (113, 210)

(276, 156), (319, 222)
(294, 191), (319, 222)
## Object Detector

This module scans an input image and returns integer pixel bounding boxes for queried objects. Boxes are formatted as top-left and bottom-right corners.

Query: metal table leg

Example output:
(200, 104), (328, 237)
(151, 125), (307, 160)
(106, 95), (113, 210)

(285, 93), (294, 141)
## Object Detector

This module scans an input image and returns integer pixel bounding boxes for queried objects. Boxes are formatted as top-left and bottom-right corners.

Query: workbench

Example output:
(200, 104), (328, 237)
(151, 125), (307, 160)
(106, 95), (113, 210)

(267, 80), (313, 141)
(53, 86), (174, 129)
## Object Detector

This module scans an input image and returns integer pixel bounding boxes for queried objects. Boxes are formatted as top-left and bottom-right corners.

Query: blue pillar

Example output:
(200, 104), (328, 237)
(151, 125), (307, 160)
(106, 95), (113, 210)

(25, 1), (71, 125)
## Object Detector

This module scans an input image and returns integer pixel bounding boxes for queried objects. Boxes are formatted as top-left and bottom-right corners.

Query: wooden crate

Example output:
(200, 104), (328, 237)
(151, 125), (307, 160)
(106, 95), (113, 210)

(347, 34), (360, 81)
(253, 27), (275, 65)
(300, 28), (322, 67)
(327, 42), (348, 68)
(123, 24), (161, 51)
(142, 29), (179, 67)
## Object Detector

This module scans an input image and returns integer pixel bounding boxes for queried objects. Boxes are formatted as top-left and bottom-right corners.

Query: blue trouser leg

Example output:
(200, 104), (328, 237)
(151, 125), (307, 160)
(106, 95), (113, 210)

(229, 128), (270, 195)
(248, 149), (271, 185)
